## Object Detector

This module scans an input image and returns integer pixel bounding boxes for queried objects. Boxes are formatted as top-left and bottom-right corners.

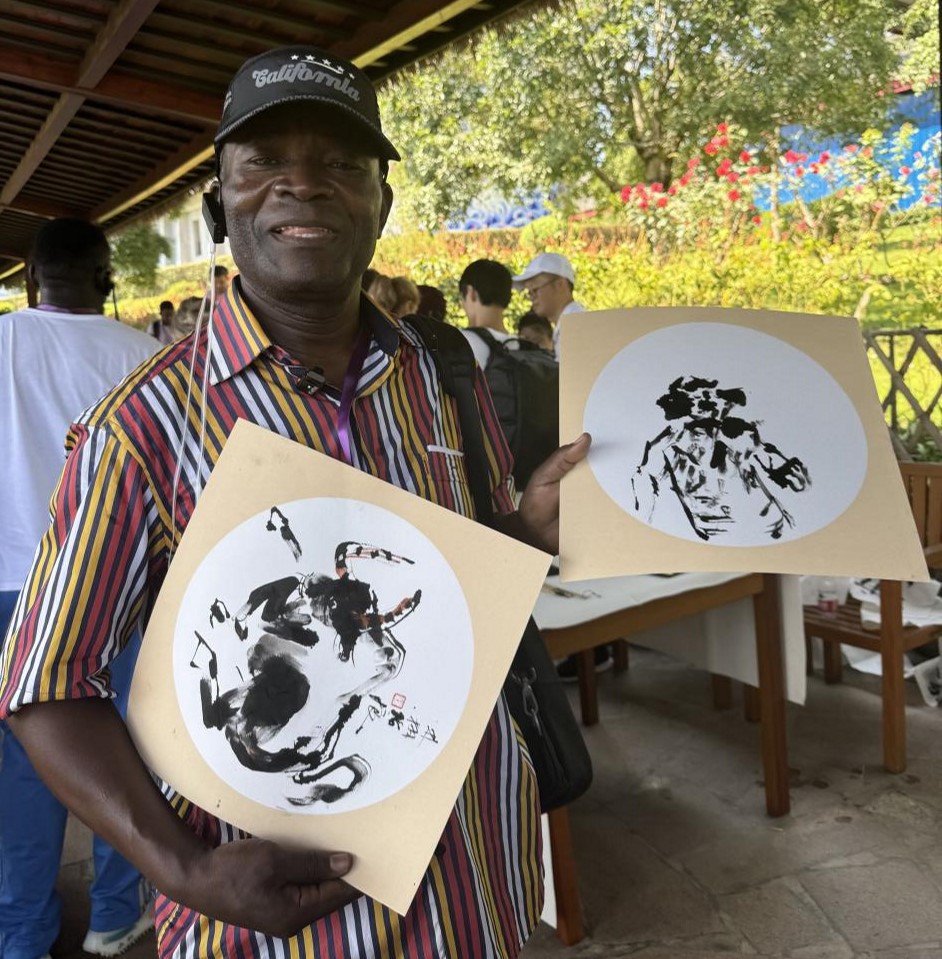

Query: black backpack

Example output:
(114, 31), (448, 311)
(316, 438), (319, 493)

(466, 327), (559, 488)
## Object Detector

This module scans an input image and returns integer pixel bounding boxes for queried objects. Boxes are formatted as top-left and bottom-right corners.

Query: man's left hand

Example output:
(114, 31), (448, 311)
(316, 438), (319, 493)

(496, 433), (591, 554)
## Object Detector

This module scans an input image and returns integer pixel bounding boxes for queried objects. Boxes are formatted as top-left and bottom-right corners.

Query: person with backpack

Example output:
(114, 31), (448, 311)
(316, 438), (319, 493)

(459, 259), (559, 490)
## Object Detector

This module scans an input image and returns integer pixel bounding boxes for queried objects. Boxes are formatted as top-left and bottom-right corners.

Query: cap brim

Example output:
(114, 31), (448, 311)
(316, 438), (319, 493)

(214, 94), (401, 161)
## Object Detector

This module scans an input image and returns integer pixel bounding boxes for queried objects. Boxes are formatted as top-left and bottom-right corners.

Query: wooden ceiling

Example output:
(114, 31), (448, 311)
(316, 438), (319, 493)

(0, 0), (533, 280)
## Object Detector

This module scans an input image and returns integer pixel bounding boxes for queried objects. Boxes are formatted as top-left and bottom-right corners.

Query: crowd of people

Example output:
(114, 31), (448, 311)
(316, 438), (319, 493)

(1, 43), (598, 959)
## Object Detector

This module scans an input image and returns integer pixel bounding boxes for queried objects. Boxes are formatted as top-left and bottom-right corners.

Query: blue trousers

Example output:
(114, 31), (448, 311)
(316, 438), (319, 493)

(0, 591), (145, 959)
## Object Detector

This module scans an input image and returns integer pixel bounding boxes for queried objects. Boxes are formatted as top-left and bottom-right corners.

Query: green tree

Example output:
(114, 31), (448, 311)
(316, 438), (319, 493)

(379, 0), (896, 225)
(891, 0), (941, 96)
(110, 222), (172, 294)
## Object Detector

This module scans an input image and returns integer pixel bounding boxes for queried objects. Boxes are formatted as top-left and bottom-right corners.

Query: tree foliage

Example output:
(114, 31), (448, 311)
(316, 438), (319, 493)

(891, 0), (941, 95)
(110, 222), (172, 294)
(378, 0), (897, 227)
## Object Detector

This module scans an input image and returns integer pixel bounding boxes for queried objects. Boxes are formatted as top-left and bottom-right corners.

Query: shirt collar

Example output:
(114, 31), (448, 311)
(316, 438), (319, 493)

(208, 277), (402, 387)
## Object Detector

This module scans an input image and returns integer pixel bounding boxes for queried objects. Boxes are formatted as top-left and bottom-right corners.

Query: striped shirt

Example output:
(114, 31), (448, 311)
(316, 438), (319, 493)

(0, 281), (543, 959)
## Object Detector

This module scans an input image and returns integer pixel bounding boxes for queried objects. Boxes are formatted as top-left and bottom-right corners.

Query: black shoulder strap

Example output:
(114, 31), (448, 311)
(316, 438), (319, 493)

(404, 315), (495, 525)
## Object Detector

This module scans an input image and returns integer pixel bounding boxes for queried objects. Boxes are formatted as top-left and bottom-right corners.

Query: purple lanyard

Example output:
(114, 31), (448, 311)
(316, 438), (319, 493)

(336, 325), (371, 466)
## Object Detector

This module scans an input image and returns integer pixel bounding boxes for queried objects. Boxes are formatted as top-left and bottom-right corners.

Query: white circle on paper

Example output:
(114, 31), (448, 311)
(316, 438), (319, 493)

(173, 498), (473, 814)
(583, 322), (868, 546)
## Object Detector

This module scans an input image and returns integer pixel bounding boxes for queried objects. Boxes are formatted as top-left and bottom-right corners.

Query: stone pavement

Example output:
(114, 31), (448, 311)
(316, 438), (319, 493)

(54, 642), (942, 958)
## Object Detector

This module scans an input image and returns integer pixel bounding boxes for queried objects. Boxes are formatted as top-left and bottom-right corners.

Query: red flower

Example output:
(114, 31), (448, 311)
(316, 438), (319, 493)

(818, 152), (830, 163)
(809, 163), (819, 174)
(656, 196), (668, 208)
(679, 172), (692, 187)
(761, 165), (771, 173)
(752, 214), (762, 224)
(717, 158), (733, 176)
(728, 189), (741, 201)
(650, 181), (663, 193)
(900, 166), (912, 176)
(687, 156), (700, 169)
(668, 184), (678, 196)
(704, 142), (718, 155)
(716, 136), (729, 148)
(861, 147), (873, 158)
(784, 149), (801, 163)
(726, 172), (739, 183)
(620, 185), (632, 202)
(795, 166), (805, 177)
(638, 198), (649, 209)
(795, 222), (808, 232)
(739, 150), (751, 163)
(717, 122), (729, 134)
(844, 144), (859, 153)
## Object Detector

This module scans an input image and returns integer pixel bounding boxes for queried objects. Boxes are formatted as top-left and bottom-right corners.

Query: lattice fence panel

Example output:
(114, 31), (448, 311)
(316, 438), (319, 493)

(864, 328), (942, 456)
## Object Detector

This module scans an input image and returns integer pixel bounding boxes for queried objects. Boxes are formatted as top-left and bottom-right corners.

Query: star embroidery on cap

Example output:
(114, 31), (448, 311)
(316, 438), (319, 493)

(305, 54), (316, 61)
(290, 54), (299, 60)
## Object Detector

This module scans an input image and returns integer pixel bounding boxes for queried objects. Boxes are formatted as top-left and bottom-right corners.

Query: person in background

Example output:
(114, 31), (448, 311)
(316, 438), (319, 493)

(416, 283), (447, 322)
(148, 299), (176, 345)
(458, 258), (514, 368)
(0, 218), (159, 959)
(366, 272), (421, 319)
(512, 252), (584, 356)
(211, 264), (230, 300)
(171, 296), (204, 340)
(516, 311), (555, 353)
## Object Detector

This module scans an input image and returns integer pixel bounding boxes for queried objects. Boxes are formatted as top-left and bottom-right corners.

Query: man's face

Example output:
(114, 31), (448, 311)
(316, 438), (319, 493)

(160, 305), (174, 324)
(213, 274), (229, 298)
(219, 103), (392, 308)
(522, 272), (568, 319)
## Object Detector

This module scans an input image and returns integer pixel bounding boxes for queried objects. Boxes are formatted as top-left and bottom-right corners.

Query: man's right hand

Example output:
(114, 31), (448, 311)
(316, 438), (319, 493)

(8, 698), (359, 938)
(183, 840), (359, 936)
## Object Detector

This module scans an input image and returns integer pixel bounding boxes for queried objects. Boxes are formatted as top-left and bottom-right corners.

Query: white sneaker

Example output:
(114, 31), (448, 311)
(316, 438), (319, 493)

(82, 904), (154, 957)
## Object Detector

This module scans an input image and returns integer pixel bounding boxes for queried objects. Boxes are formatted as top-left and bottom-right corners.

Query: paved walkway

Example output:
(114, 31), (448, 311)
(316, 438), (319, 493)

(54, 642), (942, 958)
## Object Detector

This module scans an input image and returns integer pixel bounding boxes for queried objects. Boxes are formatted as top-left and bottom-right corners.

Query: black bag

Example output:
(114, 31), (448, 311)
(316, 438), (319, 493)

(466, 327), (559, 489)
(406, 315), (592, 811)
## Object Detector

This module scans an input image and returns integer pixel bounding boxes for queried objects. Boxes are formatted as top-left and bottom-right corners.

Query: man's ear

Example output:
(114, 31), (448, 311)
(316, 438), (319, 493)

(377, 181), (394, 237)
(27, 262), (38, 289)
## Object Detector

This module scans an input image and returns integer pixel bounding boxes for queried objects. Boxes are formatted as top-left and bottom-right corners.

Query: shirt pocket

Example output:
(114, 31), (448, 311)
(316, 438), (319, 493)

(424, 444), (473, 516)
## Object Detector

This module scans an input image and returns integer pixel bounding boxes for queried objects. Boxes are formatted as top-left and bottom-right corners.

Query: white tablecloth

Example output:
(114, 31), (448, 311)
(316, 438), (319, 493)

(533, 571), (806, 705)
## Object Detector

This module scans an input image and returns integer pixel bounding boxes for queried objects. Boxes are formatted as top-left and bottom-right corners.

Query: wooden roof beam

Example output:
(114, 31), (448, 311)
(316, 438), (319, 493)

(0, 197), (71, 219)
(77, 0), (163, 88)
(0, 46), (220, 123)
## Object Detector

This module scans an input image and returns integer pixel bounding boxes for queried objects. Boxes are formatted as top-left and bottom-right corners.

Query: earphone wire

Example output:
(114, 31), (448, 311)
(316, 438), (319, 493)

(169, 243), (218, 560)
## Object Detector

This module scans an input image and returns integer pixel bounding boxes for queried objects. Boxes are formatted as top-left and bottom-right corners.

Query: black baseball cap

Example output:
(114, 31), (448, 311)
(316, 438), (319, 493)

(215, 46), (401, 162)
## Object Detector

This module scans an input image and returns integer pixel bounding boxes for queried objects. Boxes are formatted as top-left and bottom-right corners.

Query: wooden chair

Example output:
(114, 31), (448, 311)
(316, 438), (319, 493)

(804, 462), (942, 773)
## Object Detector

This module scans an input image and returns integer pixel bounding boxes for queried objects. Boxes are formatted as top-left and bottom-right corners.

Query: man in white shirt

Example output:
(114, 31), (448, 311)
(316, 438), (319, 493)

(458, 258), (515, 368)
(0, 218), (160, 959)
(512, 252), (585, 355)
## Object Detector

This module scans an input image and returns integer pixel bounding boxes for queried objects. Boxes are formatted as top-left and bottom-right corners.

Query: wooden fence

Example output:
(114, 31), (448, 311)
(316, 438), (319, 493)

(864, 327), (942, 457)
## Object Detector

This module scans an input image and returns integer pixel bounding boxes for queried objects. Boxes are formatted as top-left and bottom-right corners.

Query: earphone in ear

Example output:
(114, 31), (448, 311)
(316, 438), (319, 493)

(202, 186), (227, 243)
(95, 267), (115, 298)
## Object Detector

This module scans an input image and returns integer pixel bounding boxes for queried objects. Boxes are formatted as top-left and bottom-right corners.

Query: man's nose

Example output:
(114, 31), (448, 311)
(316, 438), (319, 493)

(274, 163), (334, 200)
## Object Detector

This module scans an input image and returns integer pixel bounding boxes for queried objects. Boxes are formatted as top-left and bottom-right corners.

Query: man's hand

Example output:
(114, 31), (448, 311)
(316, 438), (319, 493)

(9, 699), (360, 940)
(183, 839), (359, 937)
(496, 433), (591, 554)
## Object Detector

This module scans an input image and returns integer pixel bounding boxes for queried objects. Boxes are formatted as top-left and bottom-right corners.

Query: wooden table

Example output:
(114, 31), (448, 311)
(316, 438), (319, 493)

(536, 572), (790, 945)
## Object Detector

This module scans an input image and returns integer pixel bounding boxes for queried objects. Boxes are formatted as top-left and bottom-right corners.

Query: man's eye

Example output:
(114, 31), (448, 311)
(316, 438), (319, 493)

(247, 155), (280, 166)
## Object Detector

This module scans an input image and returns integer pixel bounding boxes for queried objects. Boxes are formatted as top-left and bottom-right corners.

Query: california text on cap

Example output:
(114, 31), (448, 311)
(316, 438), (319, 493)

(215, 46), (401, 161)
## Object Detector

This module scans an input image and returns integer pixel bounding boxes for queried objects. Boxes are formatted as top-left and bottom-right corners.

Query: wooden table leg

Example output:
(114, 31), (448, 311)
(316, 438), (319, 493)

(711, 673), (733, 710)
(577, 648), (599, 726)
(547, 807), (585, 946)
(880, 580), (906, 774)
(753, 574), (790, 817)
(613, 639), (630, 673)
(742, 684), (760, 723)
